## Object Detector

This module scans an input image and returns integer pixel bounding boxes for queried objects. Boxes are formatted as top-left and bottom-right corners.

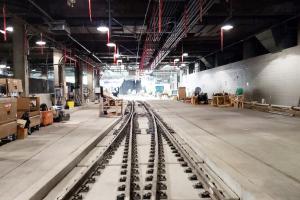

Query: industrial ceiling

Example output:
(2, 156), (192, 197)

(1, 0), (300, 70)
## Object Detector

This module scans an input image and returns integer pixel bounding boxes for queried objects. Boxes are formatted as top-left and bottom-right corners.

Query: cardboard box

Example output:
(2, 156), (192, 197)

(17, 126), (28, 139)
(178, 87), (186, 100)
(17, 97), (40, 112)
(0, 98), (17, 124)
(7, 79), (23, 93)
(0, 121), (17, 139)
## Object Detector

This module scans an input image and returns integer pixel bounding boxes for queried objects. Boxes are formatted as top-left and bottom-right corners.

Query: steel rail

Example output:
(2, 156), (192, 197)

(57, 102), (134, 200)
(124, 111), (135, 200)
(153, 113), (239, 200)
(142, 102), (239, 200)
(150, 111), (159, 200)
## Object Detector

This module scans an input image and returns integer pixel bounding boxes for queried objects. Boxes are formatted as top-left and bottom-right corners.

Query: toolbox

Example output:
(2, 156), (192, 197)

(17, 97), (41, 129)
(40, 111), (54, 126)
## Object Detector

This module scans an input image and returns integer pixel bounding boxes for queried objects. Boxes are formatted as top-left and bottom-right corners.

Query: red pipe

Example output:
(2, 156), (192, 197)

(3, 4), (7, 41)
(88, 0), (92, 22)
(114, 45), (117, 64)
(65, 55), (77, 62)
(159, 0), (163, 33)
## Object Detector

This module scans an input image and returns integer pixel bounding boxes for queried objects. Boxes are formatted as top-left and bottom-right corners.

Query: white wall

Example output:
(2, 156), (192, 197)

(181, 45), (300, 106)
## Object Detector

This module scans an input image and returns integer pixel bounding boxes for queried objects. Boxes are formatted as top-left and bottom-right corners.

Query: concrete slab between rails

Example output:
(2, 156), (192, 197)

(0, 104), (121, 200)
(147, 100), (300, 200)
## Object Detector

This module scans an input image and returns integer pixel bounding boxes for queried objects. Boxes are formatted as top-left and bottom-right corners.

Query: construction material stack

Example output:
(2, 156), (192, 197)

(103, 96), (123, 117)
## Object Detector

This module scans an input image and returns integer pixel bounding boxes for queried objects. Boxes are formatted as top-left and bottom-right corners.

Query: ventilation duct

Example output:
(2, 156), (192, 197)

(255, 29), (280, 53)
(49, 21), (71, 35)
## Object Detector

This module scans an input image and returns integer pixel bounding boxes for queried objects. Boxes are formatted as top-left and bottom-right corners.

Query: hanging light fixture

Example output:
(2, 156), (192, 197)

(97, 26), (109, 33)
(107, 42), (116, 47)
(6, 26), (13, 32)
(36, 40), (46, 46)
(182, 53), (188, 57)
(221, 24), (233, 31)
(220, 24), (233, 51)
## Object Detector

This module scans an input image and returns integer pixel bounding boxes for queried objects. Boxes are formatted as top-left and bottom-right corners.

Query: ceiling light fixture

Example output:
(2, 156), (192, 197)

(107, 42), (116, 47)
(97, 26), (109, 33)
(221, 24), (233, 31)
(0, 30), (4, 34)
(0, 64), (6, 69)
(36, 40), (46, 46)
(6, 26), (13, 32)
(174, 58), (180, 62)
(182, 53), (188, 57)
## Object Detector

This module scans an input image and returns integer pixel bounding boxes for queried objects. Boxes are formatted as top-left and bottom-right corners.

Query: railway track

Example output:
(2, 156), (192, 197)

(45, 101), (239, 200)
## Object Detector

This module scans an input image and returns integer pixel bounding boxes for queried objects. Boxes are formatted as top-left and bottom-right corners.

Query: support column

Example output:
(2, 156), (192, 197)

(75, 62), (83, 105)
(87, 66), (94, 101)
(13, 18), (29, 96)
(53, 49), (62, 88)
(298, 20), (300, 45)
(53, 49), (67, 104)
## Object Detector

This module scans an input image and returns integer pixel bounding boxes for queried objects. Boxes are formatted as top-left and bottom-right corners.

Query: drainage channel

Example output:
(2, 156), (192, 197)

(44, 101), (239, 200)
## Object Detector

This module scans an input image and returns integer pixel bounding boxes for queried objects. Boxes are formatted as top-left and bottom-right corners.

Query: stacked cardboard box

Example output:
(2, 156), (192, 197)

(0, 98), (17, 139)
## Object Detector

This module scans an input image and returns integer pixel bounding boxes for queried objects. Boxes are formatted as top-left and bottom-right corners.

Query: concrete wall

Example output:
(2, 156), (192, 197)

(181, 45), (300, 106)
(33, 93), (52, 108)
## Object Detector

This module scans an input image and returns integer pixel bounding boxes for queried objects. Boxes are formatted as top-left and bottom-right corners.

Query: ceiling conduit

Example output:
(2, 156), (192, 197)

(149, 0), (216, 69)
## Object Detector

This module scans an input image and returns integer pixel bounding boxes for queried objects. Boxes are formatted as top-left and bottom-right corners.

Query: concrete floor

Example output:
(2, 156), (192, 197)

(148, 100), (300, 200)
(0, 104), (118, 200)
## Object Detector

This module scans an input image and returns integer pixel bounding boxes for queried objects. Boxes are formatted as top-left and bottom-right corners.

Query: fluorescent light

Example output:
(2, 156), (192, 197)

(181, 63), (186, 67)
(107, 42), (116, 47)
(0, 30), (5, 34)
(31, 69), (36, 72)
(0, 64), (6, 69)
(182, 53), (188, 57)
(6, 66), (10, 69)
(117, 59), (122, 63)
(6, 26), (13, 32)
(36, 40), (46, 46)
(221, 24), (233, 31)
(174, 58), (180, 62)
(97, 26), (109, 33)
